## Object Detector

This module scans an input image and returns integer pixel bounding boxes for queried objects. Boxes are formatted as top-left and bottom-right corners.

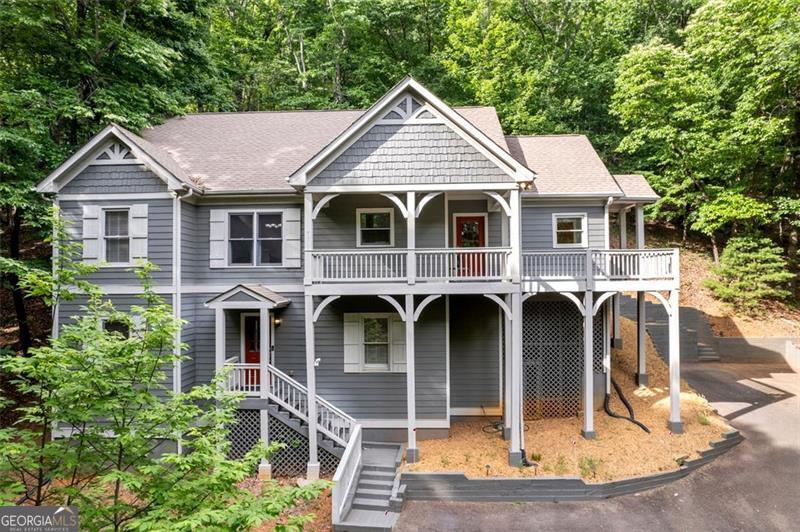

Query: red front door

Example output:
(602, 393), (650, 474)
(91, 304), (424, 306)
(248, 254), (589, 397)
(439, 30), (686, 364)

(244, 315), (260, 385)
(454, 215), (486, 277)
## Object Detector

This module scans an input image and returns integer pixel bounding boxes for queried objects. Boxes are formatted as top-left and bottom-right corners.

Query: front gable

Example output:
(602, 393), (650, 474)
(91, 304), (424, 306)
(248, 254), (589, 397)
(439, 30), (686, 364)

(290, 77), (534, 189)
(36, 124), (193, 194)
(312, 93), (512, 187)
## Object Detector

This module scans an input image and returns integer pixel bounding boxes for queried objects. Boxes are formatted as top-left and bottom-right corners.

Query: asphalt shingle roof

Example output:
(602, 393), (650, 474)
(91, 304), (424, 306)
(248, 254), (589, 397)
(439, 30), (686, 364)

(142, 107), (509, 192)
(505, 135), (623, 197)
(612, 174), (660, 201)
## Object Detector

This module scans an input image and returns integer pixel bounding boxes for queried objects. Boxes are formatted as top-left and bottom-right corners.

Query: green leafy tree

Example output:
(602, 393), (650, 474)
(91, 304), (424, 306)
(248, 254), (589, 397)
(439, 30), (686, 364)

(0, 228), (325, 528)
(704, 236), (795, 311)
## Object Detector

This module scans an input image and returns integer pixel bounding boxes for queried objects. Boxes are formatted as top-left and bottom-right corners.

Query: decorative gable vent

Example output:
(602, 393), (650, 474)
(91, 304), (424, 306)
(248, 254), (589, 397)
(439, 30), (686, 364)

(378, 93), (442, 125)
(93, 141), (138, 164)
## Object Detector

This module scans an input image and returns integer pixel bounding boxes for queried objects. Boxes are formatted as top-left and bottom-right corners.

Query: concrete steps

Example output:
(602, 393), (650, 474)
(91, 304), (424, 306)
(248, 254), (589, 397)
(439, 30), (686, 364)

(335, 442), (404, 532)
(619, 296), (721, 363)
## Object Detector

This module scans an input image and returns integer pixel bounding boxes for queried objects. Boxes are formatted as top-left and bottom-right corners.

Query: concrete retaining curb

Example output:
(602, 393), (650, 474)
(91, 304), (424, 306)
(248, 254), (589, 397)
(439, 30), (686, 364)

(399, 430), (743, 502)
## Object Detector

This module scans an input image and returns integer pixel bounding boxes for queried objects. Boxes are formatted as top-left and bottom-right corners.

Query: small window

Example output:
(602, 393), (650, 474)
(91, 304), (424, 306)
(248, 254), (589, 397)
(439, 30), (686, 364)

(228, 212), (283, 266)
(102, 319), (130, 338)
(363, 317), (390, 368)
(553, 214), (587, 248)
(357, 208), (394, 247)
(103, 209), (130, 264)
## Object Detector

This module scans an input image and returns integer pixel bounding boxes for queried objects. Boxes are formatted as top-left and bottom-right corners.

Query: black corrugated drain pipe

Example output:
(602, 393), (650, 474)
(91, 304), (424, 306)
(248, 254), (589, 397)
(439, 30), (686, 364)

(604, 376), (651, 433)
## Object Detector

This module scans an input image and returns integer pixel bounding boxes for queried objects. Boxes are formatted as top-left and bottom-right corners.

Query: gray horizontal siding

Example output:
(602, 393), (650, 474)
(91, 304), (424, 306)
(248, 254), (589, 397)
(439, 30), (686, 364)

(416, 194), (445, 248)
(60, 198), (173, 285)
(313, 123), (512, 186)
(314, 194), (407, 249)
(276, 295), (447, 420)
(182, 201), (304, 285)
(58, 295), (174, 395)
(180, 295), (195, 392)
(449, 295), (501, 410)
(60, 164), (167, 194)
(521, 204), (606, 250)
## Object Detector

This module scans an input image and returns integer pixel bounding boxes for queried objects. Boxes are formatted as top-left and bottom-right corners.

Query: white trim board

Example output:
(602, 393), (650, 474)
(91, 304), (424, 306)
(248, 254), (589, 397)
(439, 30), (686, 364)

(449, 407), (502, 416)
(59, 192), (174, 201)
(358, 419), (449, 429)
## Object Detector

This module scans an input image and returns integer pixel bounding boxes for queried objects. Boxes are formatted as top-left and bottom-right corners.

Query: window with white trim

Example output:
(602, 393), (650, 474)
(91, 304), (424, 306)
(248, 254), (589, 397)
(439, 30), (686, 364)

(100, 318), (130, 338)
(357, 208), (394, 247)
(228, 212), (283, 266)
(553, 213), (587, 248)
(343, 313), (405, 373)
(103, 208), (131, 264)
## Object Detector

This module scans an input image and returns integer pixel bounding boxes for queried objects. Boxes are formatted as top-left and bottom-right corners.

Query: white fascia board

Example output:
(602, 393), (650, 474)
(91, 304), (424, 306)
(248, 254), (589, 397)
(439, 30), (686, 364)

(35, 124), (197, 195)
(289, 76), (535, 186)
(305, 183), (518, 193)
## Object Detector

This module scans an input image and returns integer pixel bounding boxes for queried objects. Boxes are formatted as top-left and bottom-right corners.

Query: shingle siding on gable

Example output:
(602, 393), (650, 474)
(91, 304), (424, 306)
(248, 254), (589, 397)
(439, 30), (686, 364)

(312, 123), (512, 186)
(60, 164), (167, 194)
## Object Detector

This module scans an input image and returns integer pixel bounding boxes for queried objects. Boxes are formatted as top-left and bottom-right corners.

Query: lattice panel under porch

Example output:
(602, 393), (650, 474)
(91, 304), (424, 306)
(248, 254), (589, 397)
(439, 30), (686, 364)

(228, 409), (339, 477)
(522, 299), (604, 420)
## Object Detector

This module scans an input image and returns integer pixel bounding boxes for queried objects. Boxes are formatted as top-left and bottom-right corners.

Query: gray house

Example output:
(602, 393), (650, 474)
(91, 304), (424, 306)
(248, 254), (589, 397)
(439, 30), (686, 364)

(37, 77), (681, 528)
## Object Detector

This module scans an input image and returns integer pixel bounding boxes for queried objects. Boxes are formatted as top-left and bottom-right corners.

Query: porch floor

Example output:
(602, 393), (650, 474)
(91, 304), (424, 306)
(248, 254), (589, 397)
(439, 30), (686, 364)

(401, 317), (731, 482)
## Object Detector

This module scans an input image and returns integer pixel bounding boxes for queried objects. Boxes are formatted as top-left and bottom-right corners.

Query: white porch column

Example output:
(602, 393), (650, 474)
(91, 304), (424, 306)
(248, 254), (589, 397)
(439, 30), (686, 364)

(636, 204), (647, 385)
(668, 290), (683, 433)
(508, 291), (523, 465)
(304, 294), (320, 479)
(582, 290), (596, 439)
(405, 294), (418, 462)
(304, 193), (313, 286)
(214, 308), (225, 380)
(406, 192), (416, 284)
(258, 305), (272, 480)
(503, 295), (512, 440)
(509, 190), (521, 282)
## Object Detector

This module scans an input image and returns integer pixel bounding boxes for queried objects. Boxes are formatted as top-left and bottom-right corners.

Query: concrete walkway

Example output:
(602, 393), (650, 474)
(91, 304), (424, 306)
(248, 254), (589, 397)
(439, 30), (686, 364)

(396, 344), (800, 531)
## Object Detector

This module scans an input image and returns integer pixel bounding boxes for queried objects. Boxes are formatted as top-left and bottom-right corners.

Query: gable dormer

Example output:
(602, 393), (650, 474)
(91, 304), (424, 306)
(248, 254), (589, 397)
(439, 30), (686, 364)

(289, 77), (534, 190)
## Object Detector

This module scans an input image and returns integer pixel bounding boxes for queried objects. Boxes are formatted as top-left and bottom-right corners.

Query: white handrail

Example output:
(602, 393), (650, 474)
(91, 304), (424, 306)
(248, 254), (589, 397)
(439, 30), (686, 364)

(331, 424), (362, 524)
(522, 248), (677, 282)
(223, 362), (357, 447)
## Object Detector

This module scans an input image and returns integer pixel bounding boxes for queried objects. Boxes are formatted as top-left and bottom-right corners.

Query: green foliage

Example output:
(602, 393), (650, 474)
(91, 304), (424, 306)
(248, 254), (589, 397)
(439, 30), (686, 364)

(0, 263), (325, 529)
(705, 236), (795, 311)
(578, 456), (602, 479)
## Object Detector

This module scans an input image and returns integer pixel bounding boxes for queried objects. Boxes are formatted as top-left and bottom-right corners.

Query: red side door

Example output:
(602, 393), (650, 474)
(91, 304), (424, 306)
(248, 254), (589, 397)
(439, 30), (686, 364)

(243, 315), (260, 385)
(454, 215), (486, 277)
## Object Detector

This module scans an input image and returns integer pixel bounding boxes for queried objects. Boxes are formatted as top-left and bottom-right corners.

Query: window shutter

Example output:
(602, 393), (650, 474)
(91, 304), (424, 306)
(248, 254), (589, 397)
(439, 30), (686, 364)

(283, 207), (301, 267)
(130, 204), (148, 260)
(390, 316), (406, 373)
(209, 209), (226, 268)
(343, 314), (362, 373)
(82, 205), (100, 263)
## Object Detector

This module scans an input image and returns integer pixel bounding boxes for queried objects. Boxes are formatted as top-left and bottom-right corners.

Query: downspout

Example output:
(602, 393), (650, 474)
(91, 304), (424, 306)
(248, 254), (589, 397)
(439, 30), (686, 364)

(172, 186), (192, 453)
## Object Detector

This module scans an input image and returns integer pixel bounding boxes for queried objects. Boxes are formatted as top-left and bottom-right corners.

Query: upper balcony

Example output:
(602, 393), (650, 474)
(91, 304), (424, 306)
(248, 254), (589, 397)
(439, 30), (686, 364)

(305, 247), (679, 292)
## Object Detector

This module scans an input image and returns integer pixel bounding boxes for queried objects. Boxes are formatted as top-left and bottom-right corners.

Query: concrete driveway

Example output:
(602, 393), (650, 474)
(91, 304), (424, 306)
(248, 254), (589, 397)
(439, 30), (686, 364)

(395, 350), (800, 532)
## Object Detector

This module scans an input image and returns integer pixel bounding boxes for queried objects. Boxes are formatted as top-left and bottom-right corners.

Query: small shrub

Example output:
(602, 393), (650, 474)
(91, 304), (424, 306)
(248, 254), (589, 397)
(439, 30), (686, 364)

(698, 412), (711, 426)
(530, 452), (542, 462)
(440, 456), (450, 468)
(554, 455), (568, 475)
(579, 456), (602, 479)
(464, 453), (471, 463)
(704, 236), (794, 312)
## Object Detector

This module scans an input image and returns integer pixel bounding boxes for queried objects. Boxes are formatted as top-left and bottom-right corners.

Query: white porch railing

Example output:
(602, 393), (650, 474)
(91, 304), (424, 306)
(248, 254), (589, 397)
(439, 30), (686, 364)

(331, 424), (362, 524)
(416, 247), (511, 281)
(522, 248), (678, 282)
(309, 249), (407, 282)
(224, 361), (357, 448)
(309, 247), (512, 283)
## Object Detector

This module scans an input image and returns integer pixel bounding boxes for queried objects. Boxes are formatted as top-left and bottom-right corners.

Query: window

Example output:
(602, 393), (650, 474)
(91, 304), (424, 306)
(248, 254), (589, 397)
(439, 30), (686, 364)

(343, 313), (405, 373)
(103, 209), (131, 264)
(102, 319), (130, 338)
(228, 212), (283, 266)
(363, 317), (390, 368)
(553, 213), (587, 248)
(357, 208), (394, 247)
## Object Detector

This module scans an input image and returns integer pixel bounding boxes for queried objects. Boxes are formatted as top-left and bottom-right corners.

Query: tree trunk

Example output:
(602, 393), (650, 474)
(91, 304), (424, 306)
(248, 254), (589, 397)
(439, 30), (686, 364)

(7, 208), (32, 354)
(710, 233), (720, 264)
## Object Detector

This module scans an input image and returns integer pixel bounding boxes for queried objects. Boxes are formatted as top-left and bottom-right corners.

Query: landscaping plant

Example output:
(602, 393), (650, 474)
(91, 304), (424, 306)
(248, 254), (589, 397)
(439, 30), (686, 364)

(704, 236), (794, 312)
(0, 219), (325, 529)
